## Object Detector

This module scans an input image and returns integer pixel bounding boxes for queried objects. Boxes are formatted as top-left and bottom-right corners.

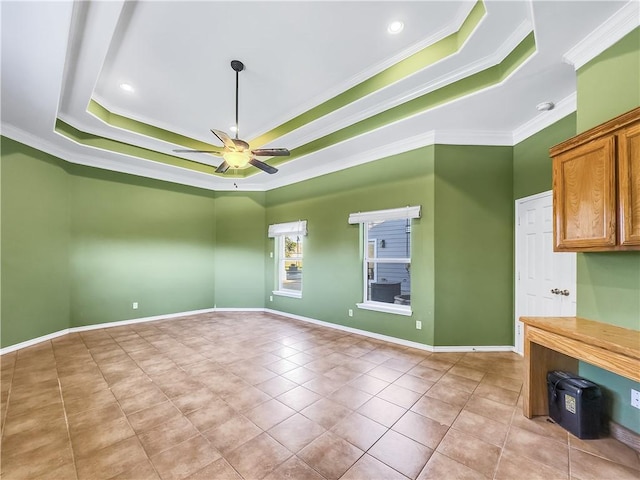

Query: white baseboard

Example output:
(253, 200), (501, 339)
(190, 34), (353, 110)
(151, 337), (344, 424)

(265, 308), (436, 352)
(0, 307), (216, 355)
(69, 307), (218, 333)
(0, 329), (72, 355)
(1, 306), (515, 355)
(265, 308), (515, 354)
(432, 345), (516, 353)
(212, 308), (265, 312)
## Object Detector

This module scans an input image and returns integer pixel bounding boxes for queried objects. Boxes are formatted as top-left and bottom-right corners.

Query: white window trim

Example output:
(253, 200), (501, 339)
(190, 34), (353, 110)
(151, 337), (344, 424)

(273, 289), (302, 299)
(350, 206), (419, 316)
(356, 301), (412, 316)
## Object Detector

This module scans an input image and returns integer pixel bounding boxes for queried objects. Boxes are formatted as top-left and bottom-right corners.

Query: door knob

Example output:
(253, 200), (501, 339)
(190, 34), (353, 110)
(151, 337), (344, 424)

(550, 288), (560, 294)
(561, 290), (570, 296)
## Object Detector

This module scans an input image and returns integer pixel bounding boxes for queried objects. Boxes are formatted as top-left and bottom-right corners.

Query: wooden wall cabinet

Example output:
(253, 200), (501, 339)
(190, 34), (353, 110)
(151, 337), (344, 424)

(551, 107), (640, 252)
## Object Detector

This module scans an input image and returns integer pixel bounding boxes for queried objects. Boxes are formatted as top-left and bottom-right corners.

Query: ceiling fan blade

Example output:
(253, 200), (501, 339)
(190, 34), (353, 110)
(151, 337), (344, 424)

(173, 149), (222, 156)
(215, 161), (230, 174)
(249, 158), (278, 174)
(232, 138), (250, 151)
(211, 129), (236, 150)
(251, 148), (290, 157)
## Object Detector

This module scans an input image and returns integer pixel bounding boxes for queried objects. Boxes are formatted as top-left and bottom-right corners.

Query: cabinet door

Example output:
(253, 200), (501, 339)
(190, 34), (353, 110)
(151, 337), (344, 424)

(553, 136), (616, 250)
(618, 123), (640, 246)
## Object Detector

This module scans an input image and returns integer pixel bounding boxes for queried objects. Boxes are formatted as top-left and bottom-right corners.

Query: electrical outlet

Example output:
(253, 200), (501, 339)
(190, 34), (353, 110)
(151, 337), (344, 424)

(132, 302), (138, 309)
(632, 389), (640, 409)
(416, 320), (422, 330)
(270, 252), (273, 258)
(348, 309), (353, 317)
(269, 295), (273, 302)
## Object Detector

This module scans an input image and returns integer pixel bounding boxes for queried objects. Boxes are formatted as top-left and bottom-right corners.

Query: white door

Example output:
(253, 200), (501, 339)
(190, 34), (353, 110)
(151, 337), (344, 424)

(515, 191), (576, 354)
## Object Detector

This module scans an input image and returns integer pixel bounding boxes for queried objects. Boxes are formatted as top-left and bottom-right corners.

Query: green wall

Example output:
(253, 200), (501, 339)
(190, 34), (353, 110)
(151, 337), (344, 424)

(213, 192), (266, 308)
(1, 138), (268, 347)
(1, 138), (71, 346)
(433, 145), (514, 346)
(513, 113), (576, 199)
(577, 28), (640, 132)
(266, 144), (515, 348)
(69, 166), (218, 326)
(574, 28), (640, 433)
(1, 138), (517, 350)
(266, 148), (436, 345)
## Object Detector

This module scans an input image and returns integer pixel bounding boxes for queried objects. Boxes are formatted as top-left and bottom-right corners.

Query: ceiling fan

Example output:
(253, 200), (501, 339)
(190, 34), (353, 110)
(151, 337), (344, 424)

(174, 60), (289, 175)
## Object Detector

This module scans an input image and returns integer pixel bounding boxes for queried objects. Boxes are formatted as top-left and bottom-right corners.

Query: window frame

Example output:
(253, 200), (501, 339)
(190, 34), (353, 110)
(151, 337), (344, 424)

(268, 220), (307, 299)
(348, 207), (420, 316)
(274, 234), (303, 298)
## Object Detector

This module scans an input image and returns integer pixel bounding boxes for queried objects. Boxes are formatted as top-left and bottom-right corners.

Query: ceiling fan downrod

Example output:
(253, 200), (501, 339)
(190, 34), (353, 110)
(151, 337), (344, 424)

(230, 60), (244, 140)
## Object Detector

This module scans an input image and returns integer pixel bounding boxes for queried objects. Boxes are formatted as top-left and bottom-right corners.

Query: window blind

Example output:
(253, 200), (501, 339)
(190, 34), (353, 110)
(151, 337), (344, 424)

(268, 220), (308, 237)
(348, 206), (421, 224)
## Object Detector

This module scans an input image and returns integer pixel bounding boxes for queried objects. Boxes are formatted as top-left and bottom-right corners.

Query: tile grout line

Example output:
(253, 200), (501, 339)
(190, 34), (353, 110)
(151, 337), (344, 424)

(13, 314), (634, 480)
(82, 329), (165, 480)
(490, 388), (519, 479)
(424, 356), (528, 479)
(417, 357), (488, 478)
(112, 324), (309, 479)
(0, 355), (16, 439)
(54, 339), (80, 480)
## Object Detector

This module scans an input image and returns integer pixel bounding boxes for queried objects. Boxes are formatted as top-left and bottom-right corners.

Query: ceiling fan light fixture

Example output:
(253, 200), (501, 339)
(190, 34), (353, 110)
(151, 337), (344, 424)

(223, 151), (251, 169)
(387, 20), (404, 34)
(174, 60), (284, 175)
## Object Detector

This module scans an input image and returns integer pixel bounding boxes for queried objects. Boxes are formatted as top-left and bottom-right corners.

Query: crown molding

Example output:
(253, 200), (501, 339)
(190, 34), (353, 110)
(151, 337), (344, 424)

(1, 123), (244, 191)
(277, 19), (533, 151)
(7, 112), (582, 195)
(436, 130), (513, 146)
(563, 0), (639, 70)
(512, 92), (577, 144)
(262, 130), (438, 190)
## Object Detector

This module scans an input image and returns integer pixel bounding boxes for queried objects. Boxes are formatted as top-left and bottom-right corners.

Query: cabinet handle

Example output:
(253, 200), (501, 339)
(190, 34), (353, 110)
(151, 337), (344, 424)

(550, 288), (560, 294)
(561, 290), (570, 296)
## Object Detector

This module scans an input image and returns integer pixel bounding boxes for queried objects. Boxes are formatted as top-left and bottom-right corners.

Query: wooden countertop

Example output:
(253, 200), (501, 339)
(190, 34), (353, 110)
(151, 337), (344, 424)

(520, 316), (640, 360)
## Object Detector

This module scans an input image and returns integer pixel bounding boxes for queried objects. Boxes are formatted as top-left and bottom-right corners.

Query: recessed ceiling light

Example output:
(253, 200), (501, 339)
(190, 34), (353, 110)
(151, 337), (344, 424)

(119, 83), (134, 93)
(230, 125), (238, 133)
(536, 101), (555, 112)
(387, 21), (404, 35)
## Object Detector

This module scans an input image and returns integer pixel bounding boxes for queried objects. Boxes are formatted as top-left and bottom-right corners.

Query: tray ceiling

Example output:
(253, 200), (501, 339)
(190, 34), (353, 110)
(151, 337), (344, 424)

(1, 1), (636, 191)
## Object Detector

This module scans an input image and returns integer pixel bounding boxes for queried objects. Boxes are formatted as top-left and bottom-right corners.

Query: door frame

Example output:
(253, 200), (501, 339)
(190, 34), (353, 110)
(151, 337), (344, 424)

(514, 190), (552, 355)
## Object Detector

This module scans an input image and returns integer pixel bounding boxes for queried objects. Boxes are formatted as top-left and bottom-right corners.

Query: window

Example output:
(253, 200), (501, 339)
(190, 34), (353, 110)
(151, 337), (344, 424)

(268, 220), (307, 298)
(349, 206), (420, 315)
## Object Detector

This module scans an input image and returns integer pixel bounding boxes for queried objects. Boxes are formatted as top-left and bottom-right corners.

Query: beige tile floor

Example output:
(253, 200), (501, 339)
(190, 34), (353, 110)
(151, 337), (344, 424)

(1, 312), (639, 480)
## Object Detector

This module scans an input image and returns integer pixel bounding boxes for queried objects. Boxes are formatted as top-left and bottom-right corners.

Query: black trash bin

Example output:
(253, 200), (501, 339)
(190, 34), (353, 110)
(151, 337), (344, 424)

(547, 371), (602, 439)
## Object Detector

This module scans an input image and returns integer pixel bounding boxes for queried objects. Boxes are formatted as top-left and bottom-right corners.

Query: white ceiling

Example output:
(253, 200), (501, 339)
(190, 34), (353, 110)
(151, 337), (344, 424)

(1, 1), (637, 191)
